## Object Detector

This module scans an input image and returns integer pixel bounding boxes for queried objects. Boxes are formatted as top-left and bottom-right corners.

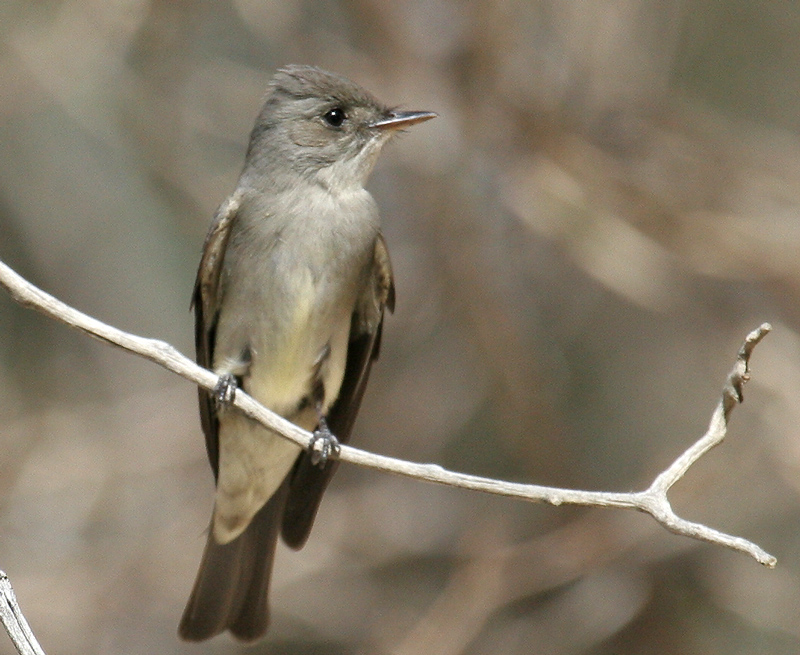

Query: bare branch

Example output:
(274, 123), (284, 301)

(0, 572), (47, 655)
(0, 259), (777, 566)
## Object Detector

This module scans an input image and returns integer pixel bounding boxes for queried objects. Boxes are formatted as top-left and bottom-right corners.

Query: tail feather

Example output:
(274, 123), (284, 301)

(179, 479), (289, 642)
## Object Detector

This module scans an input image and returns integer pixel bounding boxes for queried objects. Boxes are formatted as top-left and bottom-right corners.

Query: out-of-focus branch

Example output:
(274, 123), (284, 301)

(0, 258), (777, 566)
(0, 572), (46, 655)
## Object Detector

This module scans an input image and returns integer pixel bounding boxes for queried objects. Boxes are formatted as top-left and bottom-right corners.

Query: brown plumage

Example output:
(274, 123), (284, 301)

(179, 65), (432, 642)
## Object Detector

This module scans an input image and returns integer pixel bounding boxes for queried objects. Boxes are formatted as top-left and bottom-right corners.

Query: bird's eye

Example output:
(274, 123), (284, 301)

(323, 107), (346, 128)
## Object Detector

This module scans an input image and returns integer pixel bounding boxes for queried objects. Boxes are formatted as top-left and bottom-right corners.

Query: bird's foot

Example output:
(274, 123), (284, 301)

(213, 373), (238, 409)
(309, 417), (340, 467)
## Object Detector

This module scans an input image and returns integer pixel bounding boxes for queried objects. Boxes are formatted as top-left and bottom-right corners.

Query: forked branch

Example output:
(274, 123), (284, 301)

(0, 259), (776, 566)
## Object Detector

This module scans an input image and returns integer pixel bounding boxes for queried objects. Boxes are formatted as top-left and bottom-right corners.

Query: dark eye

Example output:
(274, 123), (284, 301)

(323, 107), (346, 128)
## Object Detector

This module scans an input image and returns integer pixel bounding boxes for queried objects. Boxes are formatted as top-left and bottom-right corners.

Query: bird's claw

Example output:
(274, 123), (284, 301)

(309, 418), (340, 467)
(213, 373), (237, 409)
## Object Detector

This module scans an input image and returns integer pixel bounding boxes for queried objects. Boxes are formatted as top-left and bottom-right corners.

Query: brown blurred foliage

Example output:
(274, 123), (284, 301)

(2, 1), (800, 654)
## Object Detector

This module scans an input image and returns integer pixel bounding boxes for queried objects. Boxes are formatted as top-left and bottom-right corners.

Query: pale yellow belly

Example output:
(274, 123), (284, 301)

(212, 269), (354, 544)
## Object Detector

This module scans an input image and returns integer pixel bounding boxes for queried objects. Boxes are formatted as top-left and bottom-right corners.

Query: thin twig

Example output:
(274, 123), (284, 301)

(0, 572), (47, 655)
(0, 258), (777, 566)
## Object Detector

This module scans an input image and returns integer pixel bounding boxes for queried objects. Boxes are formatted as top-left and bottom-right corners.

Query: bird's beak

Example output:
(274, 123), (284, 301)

(370, 110), (437, 130)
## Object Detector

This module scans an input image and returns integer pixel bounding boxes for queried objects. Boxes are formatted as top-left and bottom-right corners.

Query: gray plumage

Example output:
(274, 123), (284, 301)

(179, 65), (434, 642)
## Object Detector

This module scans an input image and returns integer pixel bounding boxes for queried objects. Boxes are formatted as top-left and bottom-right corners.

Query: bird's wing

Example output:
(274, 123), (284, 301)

(191, 193), (242, 479)
(281, 232), (395, 549)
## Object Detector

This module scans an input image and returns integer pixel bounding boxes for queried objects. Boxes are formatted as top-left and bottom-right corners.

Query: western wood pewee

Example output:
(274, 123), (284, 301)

(179, 65), (435, 642)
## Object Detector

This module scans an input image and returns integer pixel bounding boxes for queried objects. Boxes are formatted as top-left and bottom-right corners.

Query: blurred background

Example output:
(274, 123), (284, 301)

(1, 0), (800, 653)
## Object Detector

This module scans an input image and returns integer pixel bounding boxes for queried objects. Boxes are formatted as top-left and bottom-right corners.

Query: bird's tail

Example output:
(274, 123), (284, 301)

(178, 479), (289, 643)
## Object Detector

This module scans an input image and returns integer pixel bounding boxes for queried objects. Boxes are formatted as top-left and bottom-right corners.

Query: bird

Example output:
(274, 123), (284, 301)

(179, 64), (436, 642)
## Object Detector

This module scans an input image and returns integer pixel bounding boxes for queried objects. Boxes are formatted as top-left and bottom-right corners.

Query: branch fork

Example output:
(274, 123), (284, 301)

(0, 259), (777, 568)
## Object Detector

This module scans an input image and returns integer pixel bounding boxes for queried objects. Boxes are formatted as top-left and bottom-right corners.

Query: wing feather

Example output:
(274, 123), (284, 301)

(192, 193), (241, 479)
